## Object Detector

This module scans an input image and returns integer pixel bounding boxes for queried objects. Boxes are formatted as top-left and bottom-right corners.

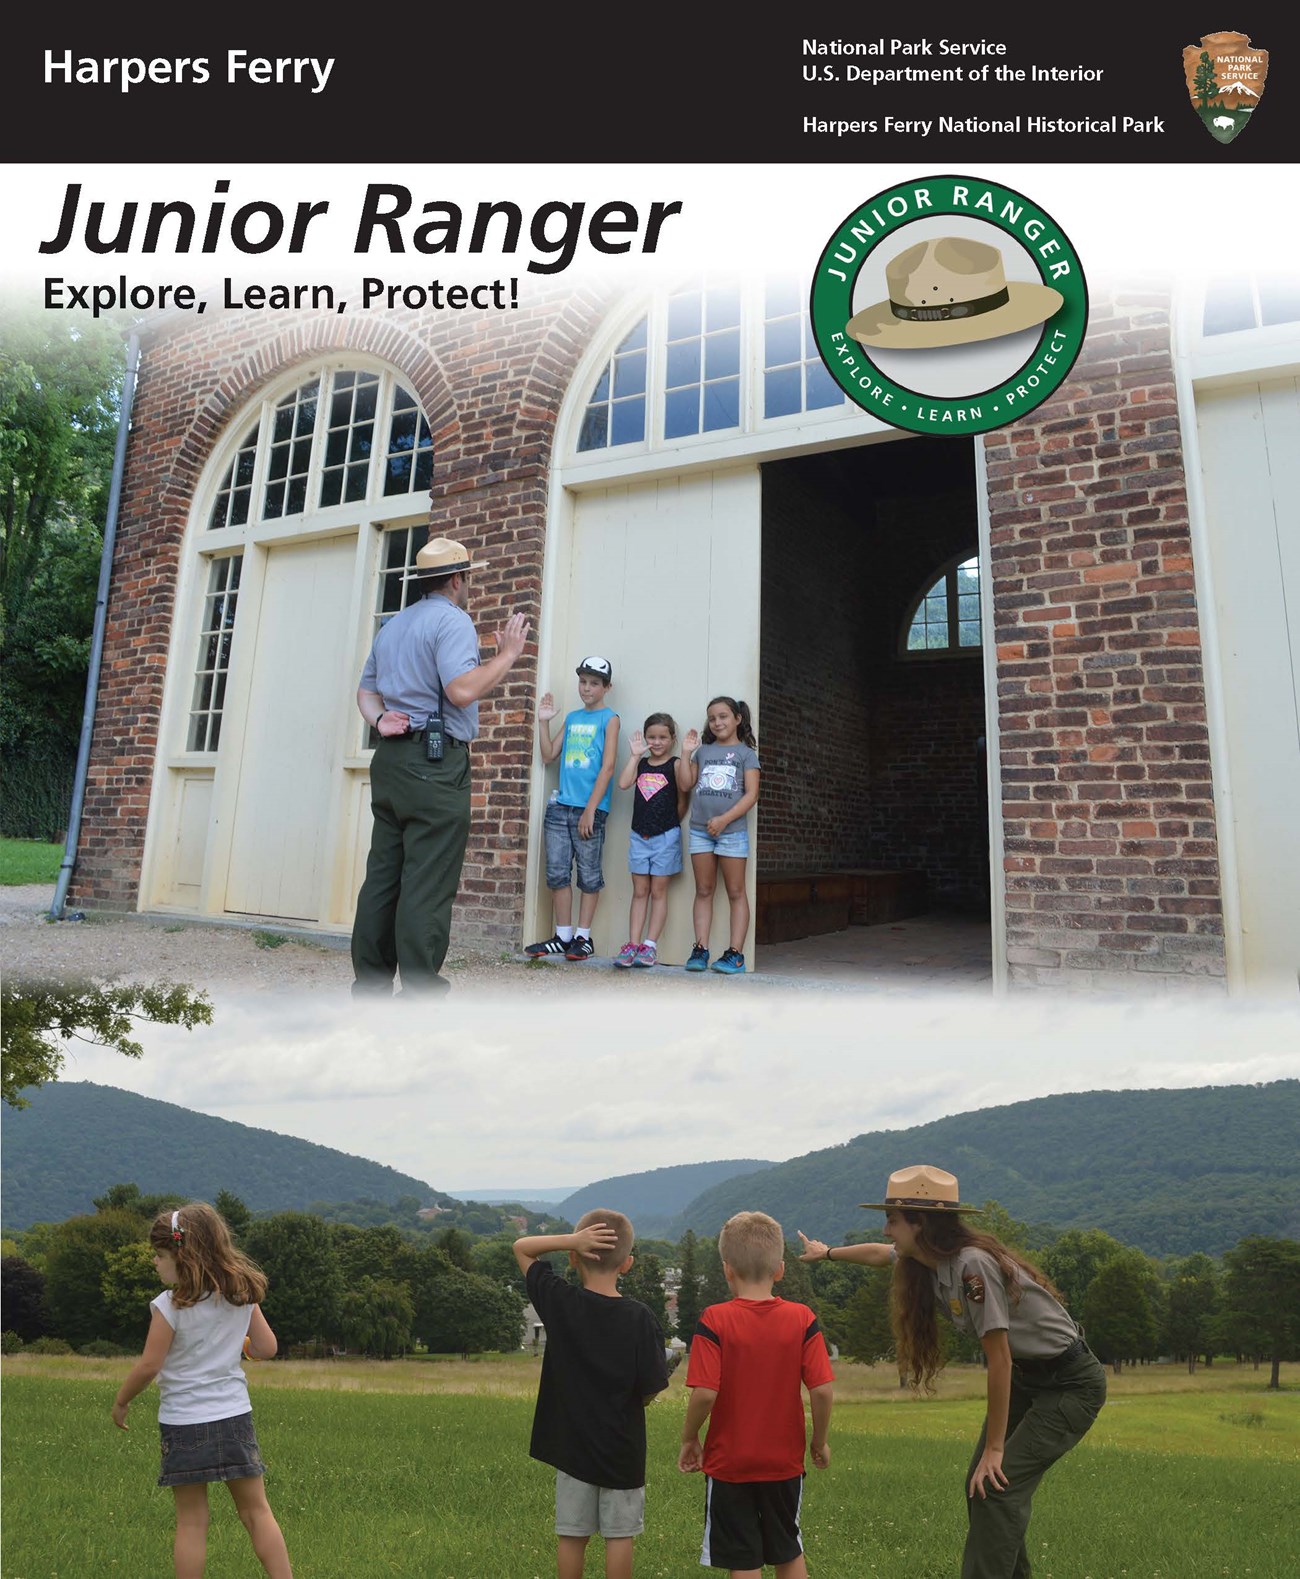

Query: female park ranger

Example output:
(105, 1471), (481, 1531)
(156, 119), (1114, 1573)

(799, 1164), (1106, 1579)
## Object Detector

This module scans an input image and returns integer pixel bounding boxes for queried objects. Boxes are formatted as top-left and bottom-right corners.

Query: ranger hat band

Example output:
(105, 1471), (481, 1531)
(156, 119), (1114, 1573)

(576, 655), (613, 681)
(859, 1163), (979, 1213)
(402, 536), (486, 582)
(846, 236), (1063, 351)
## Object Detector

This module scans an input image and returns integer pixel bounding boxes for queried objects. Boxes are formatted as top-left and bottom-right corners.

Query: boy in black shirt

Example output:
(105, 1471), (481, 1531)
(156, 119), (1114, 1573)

(514, 1210), (670, 1579)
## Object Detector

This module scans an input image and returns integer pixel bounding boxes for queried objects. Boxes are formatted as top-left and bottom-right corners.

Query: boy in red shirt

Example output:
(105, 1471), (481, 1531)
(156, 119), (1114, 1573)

(678, 1211), (834, 1577)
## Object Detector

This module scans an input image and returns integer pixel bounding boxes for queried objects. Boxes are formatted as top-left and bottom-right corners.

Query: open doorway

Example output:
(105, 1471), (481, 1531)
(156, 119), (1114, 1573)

(756, 437), (992, 980)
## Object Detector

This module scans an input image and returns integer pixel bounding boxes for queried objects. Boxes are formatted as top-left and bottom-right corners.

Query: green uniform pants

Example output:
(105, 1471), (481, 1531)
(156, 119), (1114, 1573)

(351, 733), (472, 994)
(962, 1345), (1106, 1579)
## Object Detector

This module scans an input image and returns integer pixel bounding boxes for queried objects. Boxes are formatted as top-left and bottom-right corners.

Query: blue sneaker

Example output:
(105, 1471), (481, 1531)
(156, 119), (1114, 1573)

(711, 948), (745, 975)
(685, 943), (710, 972)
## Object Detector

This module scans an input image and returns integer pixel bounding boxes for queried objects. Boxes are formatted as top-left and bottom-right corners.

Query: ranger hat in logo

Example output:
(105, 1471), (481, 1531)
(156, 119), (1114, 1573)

(846, 236), (1064, 351)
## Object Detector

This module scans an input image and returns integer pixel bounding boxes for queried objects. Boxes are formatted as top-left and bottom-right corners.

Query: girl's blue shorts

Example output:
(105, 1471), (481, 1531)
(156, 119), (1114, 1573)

(158, 1411), (266, 1486)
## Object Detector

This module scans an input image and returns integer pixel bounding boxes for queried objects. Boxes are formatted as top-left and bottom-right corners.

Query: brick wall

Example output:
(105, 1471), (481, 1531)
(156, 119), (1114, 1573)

(67, 285), (612, 952)
(985, 283), (1227, 991)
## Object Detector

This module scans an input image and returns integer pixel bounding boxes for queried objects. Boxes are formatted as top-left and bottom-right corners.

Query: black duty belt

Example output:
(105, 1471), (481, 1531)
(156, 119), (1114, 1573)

(385, 729), (468, 748)
(1013, 1335), (1089, 1374)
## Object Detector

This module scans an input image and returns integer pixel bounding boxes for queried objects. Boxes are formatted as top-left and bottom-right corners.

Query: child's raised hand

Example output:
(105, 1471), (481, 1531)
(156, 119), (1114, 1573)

(683, 728), (700, 753)
(796, 1230), (828, 1263)
(572, 1221), (618, 1260)
(629, 730), (646, 757)
(538, 691), (558, 722)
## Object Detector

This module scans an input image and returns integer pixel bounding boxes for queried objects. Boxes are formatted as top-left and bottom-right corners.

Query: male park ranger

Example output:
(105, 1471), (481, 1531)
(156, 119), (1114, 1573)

(351, 537), (530, 995)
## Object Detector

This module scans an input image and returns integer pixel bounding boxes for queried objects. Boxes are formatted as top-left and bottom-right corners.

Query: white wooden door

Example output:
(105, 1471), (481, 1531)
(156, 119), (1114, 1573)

(1196, 376), (1300, 991)
(534, 467), (762, 965)
(224, 534), (355, 920)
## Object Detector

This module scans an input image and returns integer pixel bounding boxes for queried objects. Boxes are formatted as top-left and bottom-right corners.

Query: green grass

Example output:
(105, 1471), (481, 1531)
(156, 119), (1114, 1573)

(0, 838), (62, 887)
(2, 1360), (1297, 1578)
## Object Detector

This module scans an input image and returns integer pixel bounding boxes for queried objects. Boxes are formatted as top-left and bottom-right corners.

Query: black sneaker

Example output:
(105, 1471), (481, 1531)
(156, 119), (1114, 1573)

(565, 935), (596, 961)
(524, 933), (567, 956)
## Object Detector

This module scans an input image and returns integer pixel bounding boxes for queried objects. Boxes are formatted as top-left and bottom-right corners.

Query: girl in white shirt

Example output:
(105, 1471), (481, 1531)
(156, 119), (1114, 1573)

(113, 1203), (293, 1579)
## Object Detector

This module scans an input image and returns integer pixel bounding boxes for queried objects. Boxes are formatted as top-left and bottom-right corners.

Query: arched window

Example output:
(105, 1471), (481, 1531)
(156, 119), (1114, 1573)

(902, 555), (982, 656)
(185, 364), (433, 754)
(574, 276), (847, 457)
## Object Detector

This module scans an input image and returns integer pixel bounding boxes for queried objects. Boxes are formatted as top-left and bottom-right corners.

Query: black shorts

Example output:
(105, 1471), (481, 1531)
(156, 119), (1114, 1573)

(701, 1474), (804, 1570)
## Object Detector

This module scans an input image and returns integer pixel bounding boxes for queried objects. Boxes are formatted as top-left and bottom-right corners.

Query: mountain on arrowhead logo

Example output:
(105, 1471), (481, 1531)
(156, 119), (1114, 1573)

(1183, 30), (1268, 144)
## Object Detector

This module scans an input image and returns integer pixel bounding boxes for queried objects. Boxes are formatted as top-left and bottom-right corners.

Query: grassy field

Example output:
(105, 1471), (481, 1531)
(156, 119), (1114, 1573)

(0, 838), (61, 887)
(3, 1356), (1296, 1578)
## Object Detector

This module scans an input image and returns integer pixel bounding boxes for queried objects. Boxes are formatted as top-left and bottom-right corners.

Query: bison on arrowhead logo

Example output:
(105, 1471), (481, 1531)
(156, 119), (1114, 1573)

(1183, 31), (1268, 144)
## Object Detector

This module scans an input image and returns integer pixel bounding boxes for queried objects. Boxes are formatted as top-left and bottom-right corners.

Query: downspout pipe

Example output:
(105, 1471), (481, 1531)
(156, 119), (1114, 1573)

(50, 329), (141, 921)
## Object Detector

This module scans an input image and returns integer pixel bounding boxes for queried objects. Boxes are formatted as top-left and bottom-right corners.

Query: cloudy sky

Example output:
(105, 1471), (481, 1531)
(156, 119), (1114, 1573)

(56, 981), (1300, 1196)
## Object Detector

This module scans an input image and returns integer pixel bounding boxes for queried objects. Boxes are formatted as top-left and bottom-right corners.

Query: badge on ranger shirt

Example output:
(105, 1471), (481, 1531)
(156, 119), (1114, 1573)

(949, 1296), (964, 1317)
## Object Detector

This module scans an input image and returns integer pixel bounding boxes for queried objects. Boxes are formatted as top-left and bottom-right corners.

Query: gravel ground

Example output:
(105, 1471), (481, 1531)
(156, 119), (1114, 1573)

(0, 883), (771, 999)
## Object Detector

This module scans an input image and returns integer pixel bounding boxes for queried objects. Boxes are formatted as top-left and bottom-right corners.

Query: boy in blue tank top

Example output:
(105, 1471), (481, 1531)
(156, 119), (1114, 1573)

(526, 656), (620, 961)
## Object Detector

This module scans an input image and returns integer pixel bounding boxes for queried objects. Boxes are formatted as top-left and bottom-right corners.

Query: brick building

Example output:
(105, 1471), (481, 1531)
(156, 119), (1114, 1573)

(67, 268), (1299, 994)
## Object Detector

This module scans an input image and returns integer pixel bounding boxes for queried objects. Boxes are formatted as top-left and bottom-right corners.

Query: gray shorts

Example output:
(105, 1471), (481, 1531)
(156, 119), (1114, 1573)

(555, 1469), (645, 1538)
(543, 802), (608, 892)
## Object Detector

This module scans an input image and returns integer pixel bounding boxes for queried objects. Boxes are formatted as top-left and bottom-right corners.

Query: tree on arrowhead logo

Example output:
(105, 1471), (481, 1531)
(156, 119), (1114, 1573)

(1183, 30), (1268, 143)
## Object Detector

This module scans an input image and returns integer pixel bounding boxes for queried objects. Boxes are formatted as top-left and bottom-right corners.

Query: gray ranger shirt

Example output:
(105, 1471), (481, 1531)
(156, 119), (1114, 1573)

(934, 1247), (1079, 1360)
(359, 592), (480, 741)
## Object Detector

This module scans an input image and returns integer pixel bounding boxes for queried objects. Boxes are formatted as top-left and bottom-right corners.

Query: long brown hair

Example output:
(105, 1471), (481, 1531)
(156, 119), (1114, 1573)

(701, 696), (756, 748)
(891, 1211), (1064, 1392)
(150, 1202), (267, 1309)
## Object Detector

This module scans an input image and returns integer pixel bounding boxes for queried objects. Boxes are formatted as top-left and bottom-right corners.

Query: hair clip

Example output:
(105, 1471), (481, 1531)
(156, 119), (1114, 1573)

(171, 1209), (185, 1246)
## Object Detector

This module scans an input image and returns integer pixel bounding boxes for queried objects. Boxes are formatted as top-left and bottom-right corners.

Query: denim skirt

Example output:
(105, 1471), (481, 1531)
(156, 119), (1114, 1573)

(158, 1411), (266, 1486)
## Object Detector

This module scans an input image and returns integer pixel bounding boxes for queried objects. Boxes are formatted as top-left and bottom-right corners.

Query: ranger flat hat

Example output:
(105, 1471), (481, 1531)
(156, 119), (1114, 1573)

(859, 1164), (980, 1213)
(403, 536), (485, 582)
(846, 236), (1063, 350)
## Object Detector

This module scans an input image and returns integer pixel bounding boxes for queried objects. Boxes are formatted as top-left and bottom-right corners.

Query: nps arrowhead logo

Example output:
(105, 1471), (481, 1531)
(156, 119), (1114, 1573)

(1183, 30), (1269, 144)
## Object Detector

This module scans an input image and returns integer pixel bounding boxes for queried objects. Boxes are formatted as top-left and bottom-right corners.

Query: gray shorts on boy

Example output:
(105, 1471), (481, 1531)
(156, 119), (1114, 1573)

(555, 1470), (646, 1538)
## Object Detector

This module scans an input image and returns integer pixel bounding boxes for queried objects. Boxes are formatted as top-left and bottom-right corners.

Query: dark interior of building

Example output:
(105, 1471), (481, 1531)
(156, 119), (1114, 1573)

(756, 434), (989, 945)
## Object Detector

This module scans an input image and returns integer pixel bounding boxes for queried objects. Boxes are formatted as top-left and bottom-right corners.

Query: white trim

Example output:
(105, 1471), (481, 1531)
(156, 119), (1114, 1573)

(975, 447), (1006, 994)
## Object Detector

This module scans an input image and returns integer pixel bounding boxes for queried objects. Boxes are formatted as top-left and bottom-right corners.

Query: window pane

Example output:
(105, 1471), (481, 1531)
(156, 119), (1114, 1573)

(806, 362), (843, 409)
(666, 340), (701, 388)
(611, 398), (646, 446)
(765, 278), (799, 317)
(765, 367), (801, 420)
(706, 329), (740, 380)
(765, 318), (801, 366)
(1259, 275), (1300, 326)
(613, 350), (646, 397)
(1203, 277), (1256, 335)
(578, 407), (609, 451)
(667, 292), (701, 339)
(665, 387), (699, 439)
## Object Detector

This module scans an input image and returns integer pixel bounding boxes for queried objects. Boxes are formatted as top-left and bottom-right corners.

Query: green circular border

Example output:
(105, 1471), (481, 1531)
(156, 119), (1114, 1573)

(811, 174), (1088, 437)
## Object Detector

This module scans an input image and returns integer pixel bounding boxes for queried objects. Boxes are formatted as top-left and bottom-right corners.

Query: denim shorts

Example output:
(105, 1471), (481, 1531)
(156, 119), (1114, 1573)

(158, 1411), (265, 1486)
(555, 1469), (645, 1538)
(689, 823), (750, 859)
(544, 801), (608, 892)
(628, 827), (682, 876)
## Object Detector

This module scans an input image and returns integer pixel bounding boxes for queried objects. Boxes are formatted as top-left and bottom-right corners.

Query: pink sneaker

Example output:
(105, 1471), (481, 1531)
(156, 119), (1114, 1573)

(614, 942), (640, 969)
(633, 942), (658, 968)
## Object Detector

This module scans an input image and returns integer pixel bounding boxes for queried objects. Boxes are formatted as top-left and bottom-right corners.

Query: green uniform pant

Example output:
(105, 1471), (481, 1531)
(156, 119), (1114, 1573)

(962, 1346), (1106, 1579)
(351, 733), (472, 994)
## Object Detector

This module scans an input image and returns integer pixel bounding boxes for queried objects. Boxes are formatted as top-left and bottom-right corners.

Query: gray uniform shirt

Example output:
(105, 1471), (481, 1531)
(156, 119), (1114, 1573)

(359, 592), (481, 741)
(934, 1247), (1079, 1360)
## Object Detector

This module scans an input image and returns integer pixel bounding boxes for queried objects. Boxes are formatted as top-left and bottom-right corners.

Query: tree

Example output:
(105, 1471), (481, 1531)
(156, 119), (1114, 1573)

(332, 1223), (408, 1288)
(42, 1208), (146, 1347)
(1, 980), (213, 1107)
(1193, 51), (1220, 110)
(414, 1262), (524, 1355)
(1220, 1236), (1300, 1389)
(1040, 1227), (1128, 1315)
(243, 1212), (345, 1348)
(674, 1230), (703, 1347)
(92, 1182), (186, 1221)
(435, 1227), (475, 1273)
(1, 311), (127, 838)
(472, 1234), (529, 1297)
(1, 1255), (49, 1341)
(215, 1190), (252, 1241)
(843, 1272), (895, 1367)
(621, 1252), (669, 1334)
(339, 1277), (414, 1359)
(99, 1241), (160, 1346)
(1081, 1255), (1159, 1372)
(1163, 1252), (1221, 1372)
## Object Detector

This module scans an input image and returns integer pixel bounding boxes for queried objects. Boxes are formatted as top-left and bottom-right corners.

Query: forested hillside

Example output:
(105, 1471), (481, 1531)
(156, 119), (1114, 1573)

(1, 1082), (450, 1228)
(671, 1081), (1300, 1257)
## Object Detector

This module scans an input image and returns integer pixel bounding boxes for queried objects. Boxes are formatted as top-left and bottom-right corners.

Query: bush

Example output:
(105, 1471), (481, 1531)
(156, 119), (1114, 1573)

(24, 1336), (74, 1355)
(0, 1330), (24, 1354)
(78, 1338), (132, 1358)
